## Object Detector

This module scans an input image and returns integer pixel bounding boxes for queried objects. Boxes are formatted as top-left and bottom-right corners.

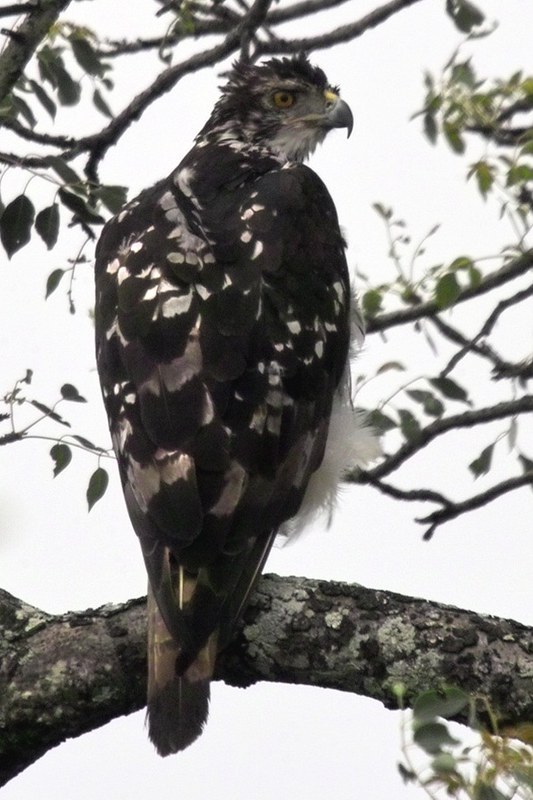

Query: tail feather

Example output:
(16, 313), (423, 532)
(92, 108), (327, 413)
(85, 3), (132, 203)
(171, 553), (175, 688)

(147, 673), (210, 755)
(146, 578), (217, 755)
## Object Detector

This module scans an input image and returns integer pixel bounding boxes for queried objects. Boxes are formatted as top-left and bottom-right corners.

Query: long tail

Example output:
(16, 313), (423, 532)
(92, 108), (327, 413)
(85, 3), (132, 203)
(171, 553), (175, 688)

(146, 573), (217, 756)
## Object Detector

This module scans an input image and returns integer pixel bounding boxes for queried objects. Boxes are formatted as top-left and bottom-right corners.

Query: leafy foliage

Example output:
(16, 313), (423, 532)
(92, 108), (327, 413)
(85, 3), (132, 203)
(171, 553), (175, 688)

(396, 685), (533, 799)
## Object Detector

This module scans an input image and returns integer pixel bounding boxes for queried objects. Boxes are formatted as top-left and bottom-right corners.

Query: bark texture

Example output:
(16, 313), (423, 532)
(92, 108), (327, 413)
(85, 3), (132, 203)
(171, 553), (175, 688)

(1, 577), (532, 786)
(0, 0), (72, 103)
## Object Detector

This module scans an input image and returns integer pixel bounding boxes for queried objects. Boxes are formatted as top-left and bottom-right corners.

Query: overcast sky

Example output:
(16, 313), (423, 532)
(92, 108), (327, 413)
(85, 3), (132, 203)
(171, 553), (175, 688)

(1, 1), (532, 798)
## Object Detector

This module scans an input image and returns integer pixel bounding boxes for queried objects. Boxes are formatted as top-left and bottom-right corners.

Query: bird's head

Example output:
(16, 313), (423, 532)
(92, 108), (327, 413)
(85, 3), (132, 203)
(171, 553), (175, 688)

(198, 53), (353, 162)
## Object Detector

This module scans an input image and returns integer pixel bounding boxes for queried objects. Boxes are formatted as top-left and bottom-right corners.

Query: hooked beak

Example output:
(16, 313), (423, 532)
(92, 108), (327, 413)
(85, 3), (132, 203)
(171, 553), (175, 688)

(325, 97), (354, 138)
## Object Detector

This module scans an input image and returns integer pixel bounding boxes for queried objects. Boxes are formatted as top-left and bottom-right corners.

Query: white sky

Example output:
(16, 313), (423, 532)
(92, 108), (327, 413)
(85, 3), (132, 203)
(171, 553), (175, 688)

(1, 1), (532, 798)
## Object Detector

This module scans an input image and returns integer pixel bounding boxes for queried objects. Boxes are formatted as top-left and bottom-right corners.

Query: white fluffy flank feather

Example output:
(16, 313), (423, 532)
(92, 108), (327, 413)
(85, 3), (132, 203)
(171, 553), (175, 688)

(280, 392), (382, 540)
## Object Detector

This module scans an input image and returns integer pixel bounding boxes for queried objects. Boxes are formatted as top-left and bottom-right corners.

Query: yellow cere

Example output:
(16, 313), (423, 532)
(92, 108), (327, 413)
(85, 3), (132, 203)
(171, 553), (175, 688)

(324, 89), (339, 103)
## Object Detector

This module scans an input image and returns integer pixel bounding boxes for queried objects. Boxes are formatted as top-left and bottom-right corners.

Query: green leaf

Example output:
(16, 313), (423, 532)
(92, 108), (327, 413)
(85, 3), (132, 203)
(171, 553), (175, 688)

(60, 383), (86, 402)
(512, 763), (533, 791)
(413, 687), (469, 722)
(372, 202), (392, 220)
(55, 64), (81, 106)
(397, 762), (416, 784)
(93, 184), (127, 214)
(443, 121), (465, 154)
(413, 721), (459, 754)
(469, 443), (494, 477)
(424, 112), (438, 144)
(376, 361), (406, 375)
(0, 195), (35, 258)
(435, 272), (460, 309)
(58, 188), (104, 224)
(471, 160), (494, 197)
(70, 36), (104, 76)
(468, 265), (482, 287)
(11, 93), (37, 127)
(429, 376), (471, 404)
(28, 79), (56, 119)
(522, 78), (533, 97)
(44, 155), (81, 186)
(92, 88), (113, 118)
(35, 204), (60, 249)
(474, 784), (508, 800)
(50, 443), (72, 477)
(406, 389), (444, 417)
(449, 256), (473, 271)
(37, 44), (64, 88)
(446, 0), (485, 33)
(431, 752), (458, 773)
(362, 289), (383, 317)
(72, 434), (99, 450)
(30, 399), (70, 427)
(45, 268), (65, 299)
(451, 60), (476, 88)
(367, 409), (397, 433)
(507, 164), (533, 187)
(87, 467), (109, 511)
(398, 409), (421, 442)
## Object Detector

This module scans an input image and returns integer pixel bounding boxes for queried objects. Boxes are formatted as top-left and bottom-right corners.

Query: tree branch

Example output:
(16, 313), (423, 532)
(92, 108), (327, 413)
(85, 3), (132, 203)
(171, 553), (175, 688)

(255, 0), (425, 55)
(81, 0), (273, 180)
(0, 4), (37, 18)
(417, 472), (533, 540)
(1, 576), (532, 787)
(356, 395), (533, 482)
(363, 472), (533, 540)
(366, 251), (533, 335)
(0, 0), (72, 105)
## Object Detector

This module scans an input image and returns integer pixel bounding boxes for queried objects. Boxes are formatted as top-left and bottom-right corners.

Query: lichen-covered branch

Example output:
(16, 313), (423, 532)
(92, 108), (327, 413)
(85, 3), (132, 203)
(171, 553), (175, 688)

(1, 577), (532, 787)
(0, 0), (72, 104)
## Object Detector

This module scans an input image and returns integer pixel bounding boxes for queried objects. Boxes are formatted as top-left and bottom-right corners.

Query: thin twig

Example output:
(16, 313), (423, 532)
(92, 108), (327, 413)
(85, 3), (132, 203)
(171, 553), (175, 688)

(358, 474), (453, 508)
(418, 472), (533, 540)
(366, 251), (533, 335)
(255, 0), (425, 55)
(440, 284), (533, 378)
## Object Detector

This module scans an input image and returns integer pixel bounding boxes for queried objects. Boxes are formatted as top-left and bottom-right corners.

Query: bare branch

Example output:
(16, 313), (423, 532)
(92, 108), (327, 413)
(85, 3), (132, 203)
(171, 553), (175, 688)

(100, 0), (354, 57)
(0, 4), (36, 18)
(355, 395), (533, 482)
(0, 0), (72, 105)
(361, 471), (533, 539)
(431, 315), (518, 380)
(81, 0), (273, 180)
(366, 251), (533, 335)
(0, 116), (77, 149)
(418, 472), (533, 540)
(359, 475), (453, 508)
(436, 285), (533, 380)
(1, 577), (532, 786)
(255, 0), (425, 55)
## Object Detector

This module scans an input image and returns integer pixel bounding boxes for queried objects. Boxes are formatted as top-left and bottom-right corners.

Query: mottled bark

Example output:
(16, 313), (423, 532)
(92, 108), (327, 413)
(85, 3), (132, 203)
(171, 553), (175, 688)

(0, 0), (72, 104)
(1, 577), (532, 786)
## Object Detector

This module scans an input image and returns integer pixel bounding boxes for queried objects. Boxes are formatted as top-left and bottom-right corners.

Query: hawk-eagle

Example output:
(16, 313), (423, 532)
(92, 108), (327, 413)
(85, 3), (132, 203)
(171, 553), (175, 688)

(95, 54), (378, 755)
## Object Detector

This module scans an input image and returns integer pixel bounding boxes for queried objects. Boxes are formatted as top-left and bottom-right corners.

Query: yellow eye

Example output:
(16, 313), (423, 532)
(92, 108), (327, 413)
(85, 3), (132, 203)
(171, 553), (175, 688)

(273, 91), (295, 109)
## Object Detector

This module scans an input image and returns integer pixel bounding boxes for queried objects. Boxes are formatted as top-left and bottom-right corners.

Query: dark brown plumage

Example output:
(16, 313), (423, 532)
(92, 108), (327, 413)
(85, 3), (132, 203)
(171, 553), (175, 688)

(95, 54), (375, 755)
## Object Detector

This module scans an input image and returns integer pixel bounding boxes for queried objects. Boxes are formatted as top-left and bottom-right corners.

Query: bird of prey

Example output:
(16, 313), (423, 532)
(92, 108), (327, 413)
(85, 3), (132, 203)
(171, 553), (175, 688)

(95, 53), (378, 756)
